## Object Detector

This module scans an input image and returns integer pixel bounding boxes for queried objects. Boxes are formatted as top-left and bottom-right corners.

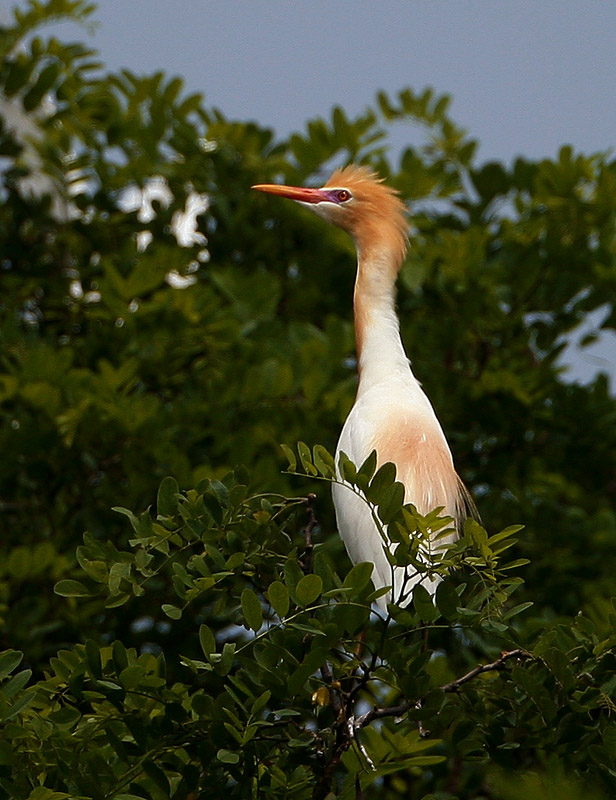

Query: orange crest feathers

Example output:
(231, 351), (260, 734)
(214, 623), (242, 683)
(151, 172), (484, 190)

(325, 165), (408, 267)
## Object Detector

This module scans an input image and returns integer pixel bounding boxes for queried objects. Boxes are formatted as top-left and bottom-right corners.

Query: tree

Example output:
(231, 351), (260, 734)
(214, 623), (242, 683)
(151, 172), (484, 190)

(1, 2), (616, 798)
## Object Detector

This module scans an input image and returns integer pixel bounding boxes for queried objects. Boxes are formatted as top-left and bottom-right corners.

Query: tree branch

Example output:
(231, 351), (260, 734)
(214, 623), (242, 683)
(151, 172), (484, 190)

(354, 648), (530, 728)
(441, 648), (529, 693)
(313, 648), (530, 799)
(301, 492), (318, 575)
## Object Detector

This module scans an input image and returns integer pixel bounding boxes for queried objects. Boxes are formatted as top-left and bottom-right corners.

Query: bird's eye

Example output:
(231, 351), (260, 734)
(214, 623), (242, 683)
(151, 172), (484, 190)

(336, 190), (351, 203)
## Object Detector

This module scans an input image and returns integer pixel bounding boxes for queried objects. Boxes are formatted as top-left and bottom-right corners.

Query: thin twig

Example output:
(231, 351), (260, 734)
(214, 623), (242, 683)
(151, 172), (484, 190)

(320, 661), (342, 714)
(442, 648), (529, 693)
(354, 648), (530, 728)
(313, 648), (529, 799)
(346, 717), (375, 771)
(301, 492), (318, 575)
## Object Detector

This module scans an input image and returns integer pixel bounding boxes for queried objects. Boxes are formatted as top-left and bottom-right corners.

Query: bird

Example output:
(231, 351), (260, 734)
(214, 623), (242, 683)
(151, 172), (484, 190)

(253, 165), (476, 608)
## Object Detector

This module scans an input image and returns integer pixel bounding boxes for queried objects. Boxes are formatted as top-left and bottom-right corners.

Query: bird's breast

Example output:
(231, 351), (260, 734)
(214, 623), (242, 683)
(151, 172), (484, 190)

(336, 382), (458, 517)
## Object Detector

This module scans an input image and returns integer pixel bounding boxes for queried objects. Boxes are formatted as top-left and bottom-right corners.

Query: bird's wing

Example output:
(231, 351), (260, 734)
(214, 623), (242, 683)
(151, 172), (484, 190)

(371, 409), (478, 530)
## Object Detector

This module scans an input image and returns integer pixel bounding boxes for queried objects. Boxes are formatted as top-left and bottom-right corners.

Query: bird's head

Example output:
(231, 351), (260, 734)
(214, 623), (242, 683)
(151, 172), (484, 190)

(253, 165), (408, 267)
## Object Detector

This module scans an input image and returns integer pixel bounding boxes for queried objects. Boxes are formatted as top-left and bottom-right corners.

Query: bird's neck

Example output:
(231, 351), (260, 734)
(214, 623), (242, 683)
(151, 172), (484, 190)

(353, 243), (411, 391)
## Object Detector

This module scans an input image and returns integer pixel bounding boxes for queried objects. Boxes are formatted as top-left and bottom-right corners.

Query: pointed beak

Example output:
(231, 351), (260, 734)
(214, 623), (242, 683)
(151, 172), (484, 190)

(251, 183), (329, 204)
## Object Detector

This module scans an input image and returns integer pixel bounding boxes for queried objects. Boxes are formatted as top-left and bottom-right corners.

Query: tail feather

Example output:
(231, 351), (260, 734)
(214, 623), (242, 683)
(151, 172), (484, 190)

(454, 473), (480, 532)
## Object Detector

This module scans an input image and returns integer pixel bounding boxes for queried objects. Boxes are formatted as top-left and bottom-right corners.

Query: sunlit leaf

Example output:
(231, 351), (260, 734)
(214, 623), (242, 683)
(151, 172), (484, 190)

(162, 604), (182, 620)
(54, 580), (90, 598)
(280, 443), (297, 472)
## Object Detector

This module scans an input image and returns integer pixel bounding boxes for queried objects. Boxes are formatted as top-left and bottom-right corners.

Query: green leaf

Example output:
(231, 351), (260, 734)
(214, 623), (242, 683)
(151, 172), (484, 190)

(217, 748), (240, 764)
(343, 562), (374, 594)
(435, 581), (459, 619)
(357, 450), (377, 481)
(501, 558), (531, 571)
(541, 647), (576, 691)
(487, 525), (525, 546)
(4, 58), (31, 97)
(297, 441), (317, 476)
(412, 584), (439, 621)
(54, 579), (90, 597)
(0, 651), (23, 681)
(288, 622), (327, 637)
(284, 557), (304, 599)
(162, 604), (182, 620)
(280, 443), (297, 471)
(85, 640), (102, 680)
(2, 669), (31, 699)
(313, 551), (338, 593)
(377, 481), (405, 524)
(366, 461), (397, 503)
(337, 451), (357, 483)
(23, 62), (59, 111)
(157, 475), (179, 517)
(295, 574), (323, 607)
(241, 588), (263, 631)
(199, 624), (216, 658)
(267, 581), (290, 618)
(218, 643), (235, 676)
(26, 789), (72, 800)
(105, 592), (132, 609)
(143, 761), (169, 796)
(2, 691), (34, 721)
(112, 640), (129, 673)
(288, 647), (329, 695)
(502, 601), (533, 620)
(465, 518), (488, 547)
(112, 506), (141, 534)
(250, 690), (271, 715)
(313, 444), (335, 478)
(119, 666), (145, 690)
(472, 161), (510, 202)
(49, 706), (81, 729)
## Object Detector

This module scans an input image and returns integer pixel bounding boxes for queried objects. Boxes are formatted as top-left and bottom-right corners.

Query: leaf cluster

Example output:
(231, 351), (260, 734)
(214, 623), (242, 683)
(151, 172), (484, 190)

(1, 457), (615, 798)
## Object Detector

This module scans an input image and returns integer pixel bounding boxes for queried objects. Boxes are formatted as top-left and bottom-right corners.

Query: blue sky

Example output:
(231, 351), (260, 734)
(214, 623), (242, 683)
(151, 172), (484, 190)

(8, 0), (616, 386)
(55, 0), (616, 165)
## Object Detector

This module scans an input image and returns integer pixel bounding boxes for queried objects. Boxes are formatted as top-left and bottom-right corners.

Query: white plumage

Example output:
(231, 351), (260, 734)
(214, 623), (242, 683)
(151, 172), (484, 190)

(253, 166), (476, 608)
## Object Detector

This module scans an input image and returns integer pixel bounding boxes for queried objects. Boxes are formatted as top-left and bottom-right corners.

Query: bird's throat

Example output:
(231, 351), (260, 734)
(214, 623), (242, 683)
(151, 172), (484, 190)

(353, 251), (410, 391)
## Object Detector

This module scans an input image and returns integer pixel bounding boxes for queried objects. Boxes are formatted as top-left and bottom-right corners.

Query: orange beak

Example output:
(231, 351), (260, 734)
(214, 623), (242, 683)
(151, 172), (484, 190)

(251, 183), (329, 204)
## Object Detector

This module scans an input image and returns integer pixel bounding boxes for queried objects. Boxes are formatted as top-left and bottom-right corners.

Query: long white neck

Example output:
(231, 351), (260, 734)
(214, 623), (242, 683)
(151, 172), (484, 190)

(353, 245), (414, 393)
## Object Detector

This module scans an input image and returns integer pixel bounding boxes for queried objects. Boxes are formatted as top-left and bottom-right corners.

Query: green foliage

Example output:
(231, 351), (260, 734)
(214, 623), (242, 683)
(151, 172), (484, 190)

(1, 1), (616, 798)
(1, 463), (616, 798)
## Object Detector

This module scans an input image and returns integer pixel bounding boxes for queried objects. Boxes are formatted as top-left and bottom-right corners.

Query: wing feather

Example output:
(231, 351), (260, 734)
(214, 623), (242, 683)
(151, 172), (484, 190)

(333, 402), (477, 609)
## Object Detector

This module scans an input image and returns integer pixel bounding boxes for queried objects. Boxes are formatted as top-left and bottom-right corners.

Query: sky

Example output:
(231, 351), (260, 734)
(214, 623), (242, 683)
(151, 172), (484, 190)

(50, 0), (616, 166)
(8, 0), (616, 387)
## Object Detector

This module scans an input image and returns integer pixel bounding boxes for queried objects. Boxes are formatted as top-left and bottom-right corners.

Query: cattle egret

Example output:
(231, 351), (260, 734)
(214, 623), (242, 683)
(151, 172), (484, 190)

(253, 166), (476, 607)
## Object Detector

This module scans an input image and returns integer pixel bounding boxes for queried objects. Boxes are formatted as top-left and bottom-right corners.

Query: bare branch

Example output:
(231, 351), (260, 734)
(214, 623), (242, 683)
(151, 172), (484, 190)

(441, 648), (530, 693)
(354, 648), (530, 729)
(313, 647), (530, 799)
